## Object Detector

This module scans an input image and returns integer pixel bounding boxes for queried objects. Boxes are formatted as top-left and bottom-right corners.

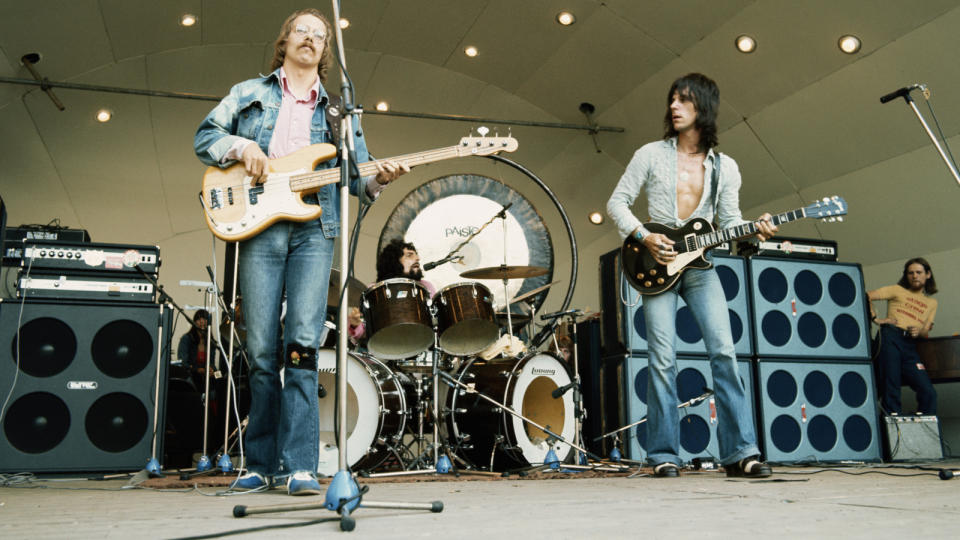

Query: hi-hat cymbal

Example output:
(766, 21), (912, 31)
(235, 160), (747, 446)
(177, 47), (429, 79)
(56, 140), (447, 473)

(328, 269), (366, 308)
(459, 265), (548, 280)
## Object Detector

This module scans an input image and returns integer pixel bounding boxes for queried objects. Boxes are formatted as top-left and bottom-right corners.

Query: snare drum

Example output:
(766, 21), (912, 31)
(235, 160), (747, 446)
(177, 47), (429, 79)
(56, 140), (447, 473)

(317, 349), (410, 475)
(360, 278), (434, 360)
(391, 349), (452, 374)
(444, 352), (574, 470)
(434, 282), (498, 356)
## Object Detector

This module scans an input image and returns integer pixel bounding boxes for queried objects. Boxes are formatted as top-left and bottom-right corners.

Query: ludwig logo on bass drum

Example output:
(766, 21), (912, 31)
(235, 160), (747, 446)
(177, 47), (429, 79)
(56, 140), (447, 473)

(531, 368), (555, 376)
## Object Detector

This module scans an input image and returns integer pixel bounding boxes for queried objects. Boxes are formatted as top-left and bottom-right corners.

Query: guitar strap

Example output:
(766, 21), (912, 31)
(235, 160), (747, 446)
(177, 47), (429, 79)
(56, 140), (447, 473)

(325, 94), (342, 147)
(711, 152), (721, 213)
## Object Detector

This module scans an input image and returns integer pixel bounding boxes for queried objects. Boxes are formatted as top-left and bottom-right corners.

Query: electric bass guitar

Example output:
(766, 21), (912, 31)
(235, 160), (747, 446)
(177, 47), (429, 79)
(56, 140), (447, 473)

(621, 196), (847, 295)
(200, 135), (519, 242)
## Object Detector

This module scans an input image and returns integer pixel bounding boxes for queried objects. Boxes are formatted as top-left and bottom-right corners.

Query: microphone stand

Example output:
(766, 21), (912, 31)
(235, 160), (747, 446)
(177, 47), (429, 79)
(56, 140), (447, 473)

(885, 86), (960, 188)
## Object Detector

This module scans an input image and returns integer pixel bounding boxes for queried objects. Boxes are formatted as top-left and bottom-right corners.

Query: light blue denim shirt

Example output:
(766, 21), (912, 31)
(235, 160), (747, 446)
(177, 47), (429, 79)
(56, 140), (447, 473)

(606, 138), (747, 240)
(194, 68), (374, 239)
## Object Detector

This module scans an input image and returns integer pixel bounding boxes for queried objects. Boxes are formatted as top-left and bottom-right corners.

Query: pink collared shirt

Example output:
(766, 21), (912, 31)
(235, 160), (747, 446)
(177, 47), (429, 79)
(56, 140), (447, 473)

(223, 68), (385, 197)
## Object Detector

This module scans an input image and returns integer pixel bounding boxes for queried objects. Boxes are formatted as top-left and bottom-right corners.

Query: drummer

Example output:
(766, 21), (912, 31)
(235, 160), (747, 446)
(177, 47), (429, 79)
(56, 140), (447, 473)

(347, 239), (436, 340)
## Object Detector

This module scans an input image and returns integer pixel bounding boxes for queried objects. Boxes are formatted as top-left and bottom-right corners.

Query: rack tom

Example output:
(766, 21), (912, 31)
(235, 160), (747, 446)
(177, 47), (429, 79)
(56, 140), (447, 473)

(434, 282), (498, 356)
(360, 278), (434, 360)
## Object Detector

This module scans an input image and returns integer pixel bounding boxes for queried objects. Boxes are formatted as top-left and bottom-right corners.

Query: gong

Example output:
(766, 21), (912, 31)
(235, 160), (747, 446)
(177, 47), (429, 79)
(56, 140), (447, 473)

(378, 174), (554, 312)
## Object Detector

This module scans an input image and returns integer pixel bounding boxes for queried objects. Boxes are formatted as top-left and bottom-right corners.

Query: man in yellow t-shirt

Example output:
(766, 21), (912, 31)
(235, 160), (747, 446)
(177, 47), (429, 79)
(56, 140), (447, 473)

(867, 257), (938, 415)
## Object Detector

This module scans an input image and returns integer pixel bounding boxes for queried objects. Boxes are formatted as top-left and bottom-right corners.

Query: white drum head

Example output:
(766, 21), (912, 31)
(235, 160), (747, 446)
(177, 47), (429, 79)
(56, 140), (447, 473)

(509, 353), (574, 464)
(316, 350), (380, 476)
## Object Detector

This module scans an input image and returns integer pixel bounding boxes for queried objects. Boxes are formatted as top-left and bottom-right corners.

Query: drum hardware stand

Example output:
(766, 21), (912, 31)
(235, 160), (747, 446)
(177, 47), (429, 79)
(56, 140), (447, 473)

(231, 3), (441, 530)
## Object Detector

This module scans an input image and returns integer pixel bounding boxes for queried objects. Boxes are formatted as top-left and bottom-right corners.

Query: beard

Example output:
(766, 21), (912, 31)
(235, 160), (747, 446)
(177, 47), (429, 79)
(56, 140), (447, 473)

(405, 267), (424, 281)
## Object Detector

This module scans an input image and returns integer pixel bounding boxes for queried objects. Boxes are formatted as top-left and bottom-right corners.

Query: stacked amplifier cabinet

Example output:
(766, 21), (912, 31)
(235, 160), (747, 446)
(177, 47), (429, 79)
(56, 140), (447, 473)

(3, 227), (92, 299)
(0, 299), (170, 472)
(601, 247), (759, 464)
(748, 257), (881, 463)
(17, 239), (159, 303)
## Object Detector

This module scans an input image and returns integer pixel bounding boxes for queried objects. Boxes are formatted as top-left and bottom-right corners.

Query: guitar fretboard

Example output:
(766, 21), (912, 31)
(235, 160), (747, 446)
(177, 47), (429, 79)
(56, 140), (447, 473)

(683, 208), (807, 253)
(287, 145), (465, 193)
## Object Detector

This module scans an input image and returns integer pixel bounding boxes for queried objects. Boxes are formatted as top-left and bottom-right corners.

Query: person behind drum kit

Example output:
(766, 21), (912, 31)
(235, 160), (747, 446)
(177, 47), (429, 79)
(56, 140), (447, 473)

(867, 257), (938, 416)
(177, 309), (210, 390)
(347, 238), (436, 339)
(193, 8), (408, 495)
(606, 73), (776, 478)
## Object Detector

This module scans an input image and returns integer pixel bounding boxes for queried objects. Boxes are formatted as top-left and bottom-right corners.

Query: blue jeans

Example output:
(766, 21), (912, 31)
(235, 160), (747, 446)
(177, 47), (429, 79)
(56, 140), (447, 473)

(238, 220), (332, 477)
(643, 266), (759, 466)
(876, 325), (937, 415)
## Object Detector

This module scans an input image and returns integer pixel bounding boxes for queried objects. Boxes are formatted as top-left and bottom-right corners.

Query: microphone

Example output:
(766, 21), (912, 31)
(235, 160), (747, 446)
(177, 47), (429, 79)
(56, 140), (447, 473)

(540, 308), (582, 320)
(939, 469), (958, 480)
(423, 254), (463, 271)
(552, 382), (574, 399)
(880, 84), (923, 104)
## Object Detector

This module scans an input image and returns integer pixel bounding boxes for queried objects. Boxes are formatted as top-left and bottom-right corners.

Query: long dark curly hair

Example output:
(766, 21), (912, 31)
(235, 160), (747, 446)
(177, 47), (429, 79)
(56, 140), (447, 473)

(663, 73), (720, 153)
(898, 257), (938, 295)
(376, 239), (417, 282)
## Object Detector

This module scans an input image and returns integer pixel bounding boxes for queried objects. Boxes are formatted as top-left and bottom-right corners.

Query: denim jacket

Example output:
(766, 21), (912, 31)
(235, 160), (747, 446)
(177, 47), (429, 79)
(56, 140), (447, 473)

(194, 68), (374, 238)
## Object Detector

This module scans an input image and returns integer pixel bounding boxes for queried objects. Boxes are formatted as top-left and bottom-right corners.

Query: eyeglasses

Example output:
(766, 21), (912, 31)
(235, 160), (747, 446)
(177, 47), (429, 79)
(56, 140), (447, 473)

(294, 24), (326, 41)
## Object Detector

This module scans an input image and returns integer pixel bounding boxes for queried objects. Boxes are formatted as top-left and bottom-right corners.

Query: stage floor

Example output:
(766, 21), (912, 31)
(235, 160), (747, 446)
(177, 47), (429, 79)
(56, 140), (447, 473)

(2, 461), (959, 538)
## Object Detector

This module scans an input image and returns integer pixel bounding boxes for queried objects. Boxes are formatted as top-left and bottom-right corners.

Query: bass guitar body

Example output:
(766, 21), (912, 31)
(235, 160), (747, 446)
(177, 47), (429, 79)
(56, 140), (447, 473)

(201, 143), (338, 242)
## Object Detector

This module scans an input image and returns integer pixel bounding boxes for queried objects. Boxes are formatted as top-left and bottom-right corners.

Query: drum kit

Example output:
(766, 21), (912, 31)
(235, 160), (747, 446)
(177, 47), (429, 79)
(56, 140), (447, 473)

(315, 263), (586, 476)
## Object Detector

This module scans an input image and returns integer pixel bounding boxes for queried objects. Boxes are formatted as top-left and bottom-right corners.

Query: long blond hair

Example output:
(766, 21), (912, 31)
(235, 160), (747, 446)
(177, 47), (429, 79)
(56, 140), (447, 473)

(269, 9), (333, 82)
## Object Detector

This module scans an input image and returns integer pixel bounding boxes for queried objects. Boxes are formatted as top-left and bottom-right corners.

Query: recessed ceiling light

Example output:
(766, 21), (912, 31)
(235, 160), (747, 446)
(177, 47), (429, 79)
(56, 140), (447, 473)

(464, 46), (478, 58)
(96, 109), (112, 123)
(735, 35), (756, 53)
(588, 212), (604, 225)
(556, 11), (576, 26)
(339, 18), (350, 29)
(180, 14), (197, 27)
(376, 101), (389, 112)
(838, 35), (861, 54)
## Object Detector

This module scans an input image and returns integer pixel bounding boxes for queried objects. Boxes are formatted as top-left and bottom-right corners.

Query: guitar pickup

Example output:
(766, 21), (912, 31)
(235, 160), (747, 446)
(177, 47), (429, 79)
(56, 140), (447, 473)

(248, 185), (264, 205)
(227, 187), (234, 206)
(208, 188), (223, 210)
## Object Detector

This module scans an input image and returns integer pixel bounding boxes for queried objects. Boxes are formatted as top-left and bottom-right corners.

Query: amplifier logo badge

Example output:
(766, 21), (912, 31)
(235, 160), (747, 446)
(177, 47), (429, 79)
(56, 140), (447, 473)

(67, 381), (99, 390)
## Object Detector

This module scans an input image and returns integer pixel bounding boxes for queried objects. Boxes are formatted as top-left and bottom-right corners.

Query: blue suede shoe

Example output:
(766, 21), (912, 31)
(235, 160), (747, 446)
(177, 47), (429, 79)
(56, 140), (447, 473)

(230, 472), (270, 492)
(287, 471), (323, 496)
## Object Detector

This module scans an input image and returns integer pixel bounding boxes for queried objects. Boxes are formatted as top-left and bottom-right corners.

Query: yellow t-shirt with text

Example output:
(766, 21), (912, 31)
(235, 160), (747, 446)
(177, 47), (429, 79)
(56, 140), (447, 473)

(873, 285), (937, 330)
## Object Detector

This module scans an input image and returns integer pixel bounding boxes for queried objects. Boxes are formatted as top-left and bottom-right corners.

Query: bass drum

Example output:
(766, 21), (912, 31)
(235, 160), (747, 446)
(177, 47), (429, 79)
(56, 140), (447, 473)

(444, 352), (574, 470)
(317, 349), (409, 476)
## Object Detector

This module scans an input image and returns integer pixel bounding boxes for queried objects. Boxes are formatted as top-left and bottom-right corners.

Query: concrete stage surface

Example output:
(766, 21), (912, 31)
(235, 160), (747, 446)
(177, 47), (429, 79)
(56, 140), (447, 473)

(2, 462), (959, 538)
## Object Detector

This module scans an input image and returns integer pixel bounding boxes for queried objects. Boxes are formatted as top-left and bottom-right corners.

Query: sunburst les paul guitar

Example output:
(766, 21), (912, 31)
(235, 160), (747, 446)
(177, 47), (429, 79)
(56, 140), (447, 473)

(621, 196), (848, 295)
(200, 135), (518, 242)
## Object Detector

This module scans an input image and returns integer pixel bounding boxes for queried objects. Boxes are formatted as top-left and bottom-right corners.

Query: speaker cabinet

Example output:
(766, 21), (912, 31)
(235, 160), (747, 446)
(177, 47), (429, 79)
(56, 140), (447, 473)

(576, 319), (625, 457)
(748, 257), (870, 359)
(623, 355), (756, 465)
(0, 299), (167, 472)
(756, 359), (881, 463)
(624, 254), (753, 357)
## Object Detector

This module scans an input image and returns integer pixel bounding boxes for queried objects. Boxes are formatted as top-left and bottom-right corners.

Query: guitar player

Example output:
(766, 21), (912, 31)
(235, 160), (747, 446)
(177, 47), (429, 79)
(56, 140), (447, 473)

(606, 73), (777, 478)
(193, 8), (408, 495)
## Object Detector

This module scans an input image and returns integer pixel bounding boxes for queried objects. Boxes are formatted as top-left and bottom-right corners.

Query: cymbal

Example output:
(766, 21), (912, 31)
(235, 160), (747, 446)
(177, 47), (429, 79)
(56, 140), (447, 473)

(495, 312), (532, 327)
(509, 280), (560, 305)
(328, 269), (366, 309)
(459, 265), (549, 280)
